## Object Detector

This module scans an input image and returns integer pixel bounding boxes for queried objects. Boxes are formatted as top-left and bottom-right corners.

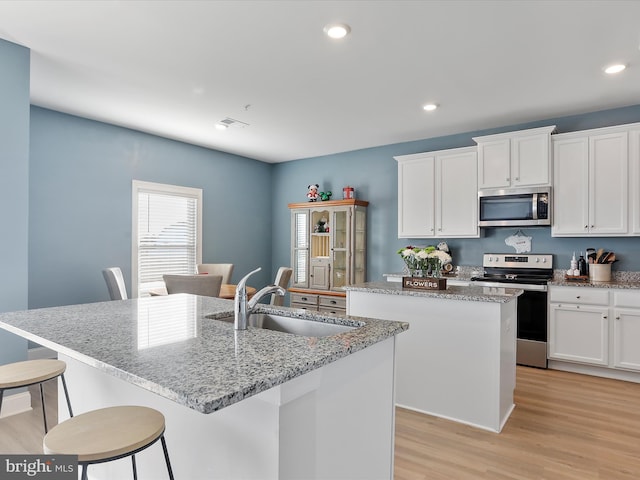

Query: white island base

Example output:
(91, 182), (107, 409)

(57, 337), (396, 480)
(348, 289), (517, 433)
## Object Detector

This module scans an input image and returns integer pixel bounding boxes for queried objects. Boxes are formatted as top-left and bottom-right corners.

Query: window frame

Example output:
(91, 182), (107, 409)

(132, 180), (203, 298)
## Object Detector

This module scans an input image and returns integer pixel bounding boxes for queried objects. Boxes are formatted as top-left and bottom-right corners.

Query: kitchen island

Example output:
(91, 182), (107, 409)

(346, 282), (521, 433)
(0, 294), (408, 479)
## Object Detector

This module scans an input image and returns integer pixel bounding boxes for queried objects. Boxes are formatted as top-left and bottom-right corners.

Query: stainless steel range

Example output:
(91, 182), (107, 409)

(471, 253), (553, 368)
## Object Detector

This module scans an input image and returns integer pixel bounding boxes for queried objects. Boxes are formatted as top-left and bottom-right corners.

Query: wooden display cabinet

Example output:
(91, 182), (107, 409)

(288, 199), (368, 313)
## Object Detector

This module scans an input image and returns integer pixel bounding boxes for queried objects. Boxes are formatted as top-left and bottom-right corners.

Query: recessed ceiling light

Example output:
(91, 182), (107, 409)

(215, 123), (228, 131)
(423, 103), (438, 112)
(604, 64), (626, 74)
(324, 23), (351, 39)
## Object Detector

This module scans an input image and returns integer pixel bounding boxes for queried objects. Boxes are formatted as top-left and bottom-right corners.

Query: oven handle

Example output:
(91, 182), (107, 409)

(470, 280), (548, 292)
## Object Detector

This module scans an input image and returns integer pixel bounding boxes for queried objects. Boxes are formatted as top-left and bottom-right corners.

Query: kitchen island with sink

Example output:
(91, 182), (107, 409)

(0, 294), (408, 480)
(346, 282), (521, 433)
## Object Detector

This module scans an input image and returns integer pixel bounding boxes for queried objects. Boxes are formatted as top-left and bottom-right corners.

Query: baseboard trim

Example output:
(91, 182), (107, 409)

(28, 346), (57, 360)
(0, 391), (32, 418)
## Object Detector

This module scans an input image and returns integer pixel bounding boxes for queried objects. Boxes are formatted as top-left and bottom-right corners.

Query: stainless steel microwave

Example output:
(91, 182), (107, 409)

(478, 187), (551, 227)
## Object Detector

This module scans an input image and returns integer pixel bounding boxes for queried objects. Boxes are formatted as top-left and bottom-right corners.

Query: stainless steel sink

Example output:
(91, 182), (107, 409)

(213, 313), (357, 337)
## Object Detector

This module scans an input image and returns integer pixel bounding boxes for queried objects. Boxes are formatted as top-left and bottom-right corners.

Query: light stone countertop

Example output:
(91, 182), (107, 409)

(345, 282), (522, 303)
(0, 294), (408, 414)
(549, 270), (640, 289)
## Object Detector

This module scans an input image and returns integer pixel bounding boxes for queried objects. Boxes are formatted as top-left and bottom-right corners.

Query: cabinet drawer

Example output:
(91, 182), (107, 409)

(290, 302), (317, 311)
(613, 290), (640, 308)
(318, 306), (346, 315)
(318, 296), (346, 309)
(549, 287), (609, 305)
(290, 293), (318, 306)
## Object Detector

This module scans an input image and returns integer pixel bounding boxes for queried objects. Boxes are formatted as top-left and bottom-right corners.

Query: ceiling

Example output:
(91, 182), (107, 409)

(0, 1), (639, 163)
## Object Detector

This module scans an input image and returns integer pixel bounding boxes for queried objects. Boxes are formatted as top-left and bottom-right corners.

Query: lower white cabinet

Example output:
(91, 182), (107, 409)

(548, 303), (609, 366)
(549, 286), (640, 374)
(612, 290), (640, 371)
(613, 309), (640, 371)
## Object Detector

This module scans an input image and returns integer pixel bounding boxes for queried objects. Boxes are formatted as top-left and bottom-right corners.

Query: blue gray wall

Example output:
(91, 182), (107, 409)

(271, 104), (640, 280)
(29, 107), (273, 308)
(0, 39), (29, 363)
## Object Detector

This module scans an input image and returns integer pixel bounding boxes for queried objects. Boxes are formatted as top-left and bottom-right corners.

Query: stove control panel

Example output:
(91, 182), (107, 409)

(482, 253), (553, 269)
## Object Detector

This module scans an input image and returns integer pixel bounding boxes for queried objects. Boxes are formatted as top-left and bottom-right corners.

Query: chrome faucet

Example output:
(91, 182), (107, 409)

(234, 267), (286, 330)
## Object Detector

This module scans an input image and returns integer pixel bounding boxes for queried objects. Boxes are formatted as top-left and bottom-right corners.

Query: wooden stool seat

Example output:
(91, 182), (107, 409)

(44, 405), (174, 479)
(0, 359), (73, 433)
(0, 359), (66, 389)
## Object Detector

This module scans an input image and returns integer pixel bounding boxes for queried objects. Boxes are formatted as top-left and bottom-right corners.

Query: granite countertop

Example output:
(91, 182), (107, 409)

(345, 282), (522, 303)
(549, 270), (640, 289)
(0, 295), (408, 414)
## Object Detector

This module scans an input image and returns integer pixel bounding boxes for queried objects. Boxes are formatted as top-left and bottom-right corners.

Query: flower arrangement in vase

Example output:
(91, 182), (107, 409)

(397, 245), (452, 278)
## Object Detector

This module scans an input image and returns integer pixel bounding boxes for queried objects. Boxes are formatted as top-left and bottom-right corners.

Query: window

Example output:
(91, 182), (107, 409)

(132, 180), (202, 297)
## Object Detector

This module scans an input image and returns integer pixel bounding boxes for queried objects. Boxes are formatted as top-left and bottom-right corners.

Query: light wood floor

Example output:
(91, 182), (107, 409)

(2, 367), (640, 479)
(395, 366), (640, 480)
(0, 380), (58, 454)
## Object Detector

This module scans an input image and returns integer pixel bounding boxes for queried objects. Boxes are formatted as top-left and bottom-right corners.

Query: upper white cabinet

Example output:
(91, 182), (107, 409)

(552, 126), (629, 236)
(473, 125), (556, 189)
(630, 129), (640, 234)
(395, 146), (478, 238)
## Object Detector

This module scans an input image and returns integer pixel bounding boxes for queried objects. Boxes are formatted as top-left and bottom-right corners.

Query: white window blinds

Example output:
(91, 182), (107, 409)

(132, 181), (202, 297)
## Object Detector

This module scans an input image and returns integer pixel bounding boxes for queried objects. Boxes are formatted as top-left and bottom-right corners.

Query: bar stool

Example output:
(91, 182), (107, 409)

(0, 359), (73, 433)
(43, 405), (174, 480)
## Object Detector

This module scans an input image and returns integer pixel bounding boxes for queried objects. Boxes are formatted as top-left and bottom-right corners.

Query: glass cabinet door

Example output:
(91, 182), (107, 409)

(331, 208), (350, 290)
(353, 208), (366, 284)
(290, 209), (309, 288)
(309, 209), (331, 290)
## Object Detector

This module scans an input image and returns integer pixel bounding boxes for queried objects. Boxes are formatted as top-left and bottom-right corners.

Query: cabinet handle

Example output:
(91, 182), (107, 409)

(616, 316), (620, 320)
(330, 300), (337, 304)
(590, 225), (594, 228)
(506, 177), (510, 182)
(603, 315), (607, 319)
(584, 225), (588, 229)
(301, 297), (308, 301)
(576, 296), (580, 299)
(438, 228), (442, 231)
(515, 177), (519, 181)
(430, 227), (434, 232)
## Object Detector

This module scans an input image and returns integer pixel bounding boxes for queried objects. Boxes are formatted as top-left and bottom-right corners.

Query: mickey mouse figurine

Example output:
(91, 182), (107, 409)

(307, 184), (319, 202)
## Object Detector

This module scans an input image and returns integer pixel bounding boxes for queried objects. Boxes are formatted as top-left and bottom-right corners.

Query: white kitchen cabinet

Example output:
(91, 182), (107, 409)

(612, 309), (640, 371)
(548, 286), (610, 366)
(549, 286), (640, 377)
(630, 129), (640, 234)
(552, 127), (629, 236)
(473, 125), (556, 189)
(548, 303), (609, 366)
(613, 290), (640, 371)
(396, 153), (436, 237)
(395, 146), (478, 238)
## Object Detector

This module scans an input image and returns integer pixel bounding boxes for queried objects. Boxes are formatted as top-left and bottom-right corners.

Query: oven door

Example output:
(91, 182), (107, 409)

(471, 280), (548, 368)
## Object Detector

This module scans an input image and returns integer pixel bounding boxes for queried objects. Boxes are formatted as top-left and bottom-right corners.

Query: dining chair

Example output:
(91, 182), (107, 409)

(102, 267), (128, 300)
(270, 267), (293, 306)
(196, 263), (234, 284)
(163, 274), (223, 297)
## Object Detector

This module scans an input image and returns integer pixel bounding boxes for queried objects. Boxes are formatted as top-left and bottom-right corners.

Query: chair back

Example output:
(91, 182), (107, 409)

(271, 267), (293, 306)
(196, 264), (234, 284)
(163, 274), (223, 297)
(102, 267), (128, 300)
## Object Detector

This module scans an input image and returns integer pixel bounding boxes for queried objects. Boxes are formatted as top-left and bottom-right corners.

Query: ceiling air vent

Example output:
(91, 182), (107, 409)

(219, 117), (249, 128)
